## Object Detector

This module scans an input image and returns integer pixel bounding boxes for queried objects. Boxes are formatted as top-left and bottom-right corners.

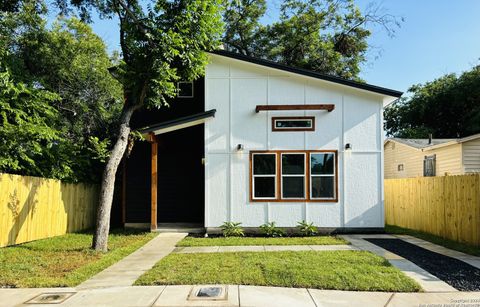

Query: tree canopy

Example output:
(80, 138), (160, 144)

(384, 65), (480, 138)
(223, 0), (402, 80)
(0, 1), (123, 182)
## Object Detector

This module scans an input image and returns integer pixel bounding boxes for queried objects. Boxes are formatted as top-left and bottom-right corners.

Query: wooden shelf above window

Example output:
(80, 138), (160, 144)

(255, 104), (335, 113)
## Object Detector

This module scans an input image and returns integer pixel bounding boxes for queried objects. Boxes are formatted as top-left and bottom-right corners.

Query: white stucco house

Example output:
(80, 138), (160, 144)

(123, 50), (402, 233)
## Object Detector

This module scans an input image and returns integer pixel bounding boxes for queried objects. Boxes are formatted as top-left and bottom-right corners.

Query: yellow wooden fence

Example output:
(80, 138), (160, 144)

(385, 174), (480, 247)
(0, 173), (99, 247)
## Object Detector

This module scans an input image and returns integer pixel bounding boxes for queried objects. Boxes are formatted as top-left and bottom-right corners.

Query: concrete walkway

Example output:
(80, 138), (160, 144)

(174, 244), (357, 253)
(77, 233), (187, 289)
(341, 234), (460, 292)
(3, 285), (480, 307)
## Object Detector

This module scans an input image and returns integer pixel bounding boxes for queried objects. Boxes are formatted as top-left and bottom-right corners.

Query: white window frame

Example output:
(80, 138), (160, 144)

(177, 81), (194, 98)
(252, 153), (277, 200)
(273, 118), (314, 131)
(280, 152), (306, 200)
(310, 152), (336, 200)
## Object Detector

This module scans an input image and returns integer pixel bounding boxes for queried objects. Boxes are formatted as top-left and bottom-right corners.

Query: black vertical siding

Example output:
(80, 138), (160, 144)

(122, 78), (205, 224)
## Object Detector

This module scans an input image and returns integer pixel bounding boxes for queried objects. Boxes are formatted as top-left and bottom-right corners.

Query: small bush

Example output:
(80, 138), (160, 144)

(260, 222), (286, 237)
(297, 220), (318, 236)
(220, 222), (244, 237)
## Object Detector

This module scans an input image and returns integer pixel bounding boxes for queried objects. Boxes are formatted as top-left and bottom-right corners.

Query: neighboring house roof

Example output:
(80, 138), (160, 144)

(210, 50), (403, 98)
(385, 133), (480, 151)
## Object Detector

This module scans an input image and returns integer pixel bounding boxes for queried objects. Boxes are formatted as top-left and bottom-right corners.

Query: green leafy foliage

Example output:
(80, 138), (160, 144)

(223, 0), (402, 80)
(0, 67), (61, 176)
(0, 3), (123, 182)
(260, 222), (286, 237)
(297, 220), (318, 236)
(220, 222), (245, 237)
(385, 66), (480, 138)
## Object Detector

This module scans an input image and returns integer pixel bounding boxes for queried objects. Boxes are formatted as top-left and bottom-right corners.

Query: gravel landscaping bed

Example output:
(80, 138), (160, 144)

(366, 238), (480, 291)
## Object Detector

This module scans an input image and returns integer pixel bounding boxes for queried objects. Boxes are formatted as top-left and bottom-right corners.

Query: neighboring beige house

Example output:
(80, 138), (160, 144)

(384, 133), (480, 179)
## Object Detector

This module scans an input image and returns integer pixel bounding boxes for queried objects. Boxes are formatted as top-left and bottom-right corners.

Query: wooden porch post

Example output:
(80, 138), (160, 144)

(121, 157), (127, 227)
(150, 133), (158, 231)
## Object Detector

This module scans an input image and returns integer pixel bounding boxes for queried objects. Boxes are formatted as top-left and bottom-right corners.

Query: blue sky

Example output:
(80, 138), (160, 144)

(87, 0), (480, 94)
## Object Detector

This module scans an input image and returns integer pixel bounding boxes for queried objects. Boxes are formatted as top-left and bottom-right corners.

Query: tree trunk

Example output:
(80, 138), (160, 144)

(92, 104), (137, 252)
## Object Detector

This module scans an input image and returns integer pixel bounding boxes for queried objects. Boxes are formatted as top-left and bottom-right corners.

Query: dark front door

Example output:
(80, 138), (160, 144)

(156, 124), (204, 224)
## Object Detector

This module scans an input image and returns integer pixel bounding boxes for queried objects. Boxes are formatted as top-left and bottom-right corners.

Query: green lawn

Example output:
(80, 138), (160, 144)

(176, 236), (348, 247)
(0, 229), (157, 288)
(386, 224), (480, 256)
(135, 250), (421, 292)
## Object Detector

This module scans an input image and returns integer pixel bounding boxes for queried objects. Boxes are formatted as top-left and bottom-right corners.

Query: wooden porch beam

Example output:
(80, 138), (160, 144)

(150, 133), (158, 231)
(255, 104), (335, 113)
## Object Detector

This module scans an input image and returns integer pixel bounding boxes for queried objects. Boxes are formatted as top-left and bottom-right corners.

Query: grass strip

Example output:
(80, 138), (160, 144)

(135, 250), (421, 292)
(0, 229), (157, 288)
(176, 236), (348, 247)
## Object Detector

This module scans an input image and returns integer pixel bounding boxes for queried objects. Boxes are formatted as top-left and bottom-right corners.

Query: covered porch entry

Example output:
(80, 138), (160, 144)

(122, 110), (215, 231)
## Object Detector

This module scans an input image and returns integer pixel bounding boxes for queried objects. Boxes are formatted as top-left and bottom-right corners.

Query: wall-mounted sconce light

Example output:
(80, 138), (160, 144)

(345, 143), (352, 151)
(236, 144), (244, 151)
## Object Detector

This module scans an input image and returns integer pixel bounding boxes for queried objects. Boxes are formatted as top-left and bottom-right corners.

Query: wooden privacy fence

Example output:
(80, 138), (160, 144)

(0, 173), (99, 247)
(385, 174), (480, 247)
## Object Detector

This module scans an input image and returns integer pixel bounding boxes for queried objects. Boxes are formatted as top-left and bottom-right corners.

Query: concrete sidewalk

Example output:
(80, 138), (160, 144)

(174, 244), (357, 253)
(3, 285), (480, 307)
(77, 233), (187, 289)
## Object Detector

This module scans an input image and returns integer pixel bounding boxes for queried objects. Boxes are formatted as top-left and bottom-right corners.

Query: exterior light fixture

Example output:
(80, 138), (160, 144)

(345, 143), (352, 151)
(237, 144), (244, 151)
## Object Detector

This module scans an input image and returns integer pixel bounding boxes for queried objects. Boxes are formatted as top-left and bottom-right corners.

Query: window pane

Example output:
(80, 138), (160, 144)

(282, 154), (304, 174)
(282, 177), (304, 198)
(311, 153), (334, 175)
(275, 119), (312, 128)
(253, 154), (276, 175)
(254, 177), (275, 198)
(311, 176), (335, 198)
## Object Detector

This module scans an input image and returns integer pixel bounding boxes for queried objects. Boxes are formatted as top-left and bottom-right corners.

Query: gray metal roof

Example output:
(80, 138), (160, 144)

(388, 138), (456, 149)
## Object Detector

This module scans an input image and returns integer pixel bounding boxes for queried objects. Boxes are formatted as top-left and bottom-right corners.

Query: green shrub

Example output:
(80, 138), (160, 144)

(297, 220), (318, 236)
(220, 222), (244, 237)
(260, 222), (286, 237)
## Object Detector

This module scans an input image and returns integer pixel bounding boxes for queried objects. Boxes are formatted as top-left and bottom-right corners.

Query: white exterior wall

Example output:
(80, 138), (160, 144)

(204, 54), (385, 229)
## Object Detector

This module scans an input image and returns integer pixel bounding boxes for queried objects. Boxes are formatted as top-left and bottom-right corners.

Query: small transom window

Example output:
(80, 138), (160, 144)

(272, 117), (314, 131)
(177, 81), (194, 98)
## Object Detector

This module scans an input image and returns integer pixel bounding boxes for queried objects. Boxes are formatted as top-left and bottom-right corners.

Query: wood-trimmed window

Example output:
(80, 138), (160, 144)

(177, 81), (194, 98)
(272, 117), (315, 131)
(252, 153), (277, 199)
(250, 150), (338, 202)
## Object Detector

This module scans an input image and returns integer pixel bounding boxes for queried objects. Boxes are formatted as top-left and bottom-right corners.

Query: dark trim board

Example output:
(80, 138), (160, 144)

(256, 104), (334, 113)
(138, 109), (216, 135)
(211, 50), (403, 98)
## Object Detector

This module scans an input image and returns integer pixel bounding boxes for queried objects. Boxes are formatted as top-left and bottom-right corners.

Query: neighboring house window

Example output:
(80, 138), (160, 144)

(397, 164), (404, 171)
(423, 155), (436, 176)
(272, 117), (315, 131)
(310, 153), (335, 199)
(250, 150), (337, 202)
(281, 153), (306, 199)
(252, 153), (277, 199)
(177, 81), (194, 98)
